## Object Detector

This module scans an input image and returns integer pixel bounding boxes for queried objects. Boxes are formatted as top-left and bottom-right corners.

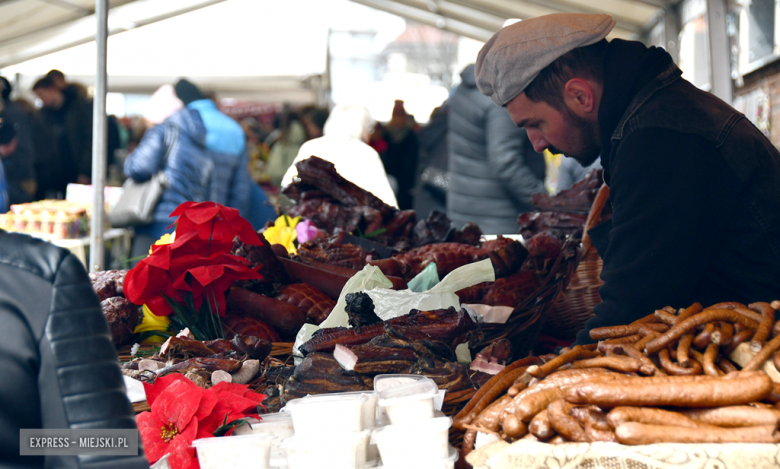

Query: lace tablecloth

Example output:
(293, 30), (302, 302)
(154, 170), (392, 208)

(467, 440), (780, 469)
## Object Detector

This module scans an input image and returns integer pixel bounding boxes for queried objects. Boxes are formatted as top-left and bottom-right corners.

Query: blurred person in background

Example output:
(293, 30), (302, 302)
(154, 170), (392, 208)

(34, 76), (93, 186)
(281, 104), (398, 207)
(380, 100), (419, 210)
(46, 69), (88, 99)
(267, 108), (307, 187)
(301, 106), (330, 140)
(0, 77), (36, 204)
(124, 84), (213, 259)
(447, 64), (545, 235)
(175, 79), (252, 216)
(413, 102), (449, 217)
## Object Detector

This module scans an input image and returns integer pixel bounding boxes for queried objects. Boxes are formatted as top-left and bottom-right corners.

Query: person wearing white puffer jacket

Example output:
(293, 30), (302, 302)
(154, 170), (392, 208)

(280, 104), (398, 208)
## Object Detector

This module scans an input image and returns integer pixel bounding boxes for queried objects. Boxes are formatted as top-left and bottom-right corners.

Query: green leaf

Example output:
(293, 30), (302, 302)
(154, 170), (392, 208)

(363, 228), (386, 238)
(213, 418), (251, 437)
(134, 330), (172, 343)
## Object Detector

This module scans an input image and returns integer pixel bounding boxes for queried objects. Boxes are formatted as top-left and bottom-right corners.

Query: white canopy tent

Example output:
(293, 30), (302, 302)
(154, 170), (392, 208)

(0, 0), (733, 271)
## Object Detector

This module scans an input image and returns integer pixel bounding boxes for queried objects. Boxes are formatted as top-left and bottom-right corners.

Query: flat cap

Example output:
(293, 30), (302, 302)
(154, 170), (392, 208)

(476, 13), (615, 106)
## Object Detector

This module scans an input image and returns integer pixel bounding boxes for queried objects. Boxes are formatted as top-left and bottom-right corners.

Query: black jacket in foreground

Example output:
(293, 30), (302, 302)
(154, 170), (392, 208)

(0, 231), (148, 469)
(574, 40), (780, 344)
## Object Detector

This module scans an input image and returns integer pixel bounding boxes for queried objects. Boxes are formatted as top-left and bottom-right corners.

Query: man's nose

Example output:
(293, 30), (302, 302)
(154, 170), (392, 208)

(527, 130), (548, 153)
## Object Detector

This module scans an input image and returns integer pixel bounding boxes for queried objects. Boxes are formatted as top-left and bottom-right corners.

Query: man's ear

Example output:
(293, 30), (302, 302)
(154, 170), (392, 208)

(563, 78), (596, 117)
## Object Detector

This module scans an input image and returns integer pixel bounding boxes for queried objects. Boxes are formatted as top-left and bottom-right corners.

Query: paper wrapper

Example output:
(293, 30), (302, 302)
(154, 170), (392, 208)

(293, 259), (495, 360)
(467, 440), (780, 469)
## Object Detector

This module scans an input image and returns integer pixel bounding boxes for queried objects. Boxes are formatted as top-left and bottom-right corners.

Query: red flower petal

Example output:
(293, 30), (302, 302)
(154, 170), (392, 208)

(152, 380), (202, 430)
(136, 411), (168, 463)
(143, 374), (194, 407)
(194, 388), (219, 421)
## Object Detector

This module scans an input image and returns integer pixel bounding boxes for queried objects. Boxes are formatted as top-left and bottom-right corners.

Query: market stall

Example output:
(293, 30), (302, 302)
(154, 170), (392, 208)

(90, 158), (780, 469)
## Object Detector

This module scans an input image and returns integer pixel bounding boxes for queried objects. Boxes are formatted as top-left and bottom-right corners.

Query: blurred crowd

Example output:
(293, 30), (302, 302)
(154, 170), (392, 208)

(0, 64), (596, 252)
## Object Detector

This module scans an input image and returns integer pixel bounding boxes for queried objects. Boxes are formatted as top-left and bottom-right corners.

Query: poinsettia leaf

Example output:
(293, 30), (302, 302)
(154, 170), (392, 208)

(212, 418), (250, 437)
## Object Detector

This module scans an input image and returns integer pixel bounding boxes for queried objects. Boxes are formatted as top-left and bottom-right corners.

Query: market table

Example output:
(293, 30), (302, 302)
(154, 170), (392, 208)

(29, 228), (131, 269)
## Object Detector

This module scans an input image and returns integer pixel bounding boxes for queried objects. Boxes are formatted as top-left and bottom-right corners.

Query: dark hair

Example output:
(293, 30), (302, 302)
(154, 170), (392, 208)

(0, 76), (11, 101)
(524, 39), (608, 110)
(46, 69), (65, 81)
(33, 76), (56, 91)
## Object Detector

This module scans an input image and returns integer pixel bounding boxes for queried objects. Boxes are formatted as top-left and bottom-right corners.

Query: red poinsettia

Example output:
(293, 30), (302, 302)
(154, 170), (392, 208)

(137, 374), (265, 469)
(124, 202), (264, 338)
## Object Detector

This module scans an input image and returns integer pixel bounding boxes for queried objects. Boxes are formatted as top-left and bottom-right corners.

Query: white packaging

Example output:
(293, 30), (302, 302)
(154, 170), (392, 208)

(233, 413), (294, 463)
(286, 393), (367, 435)
(374, 445), (458, 469)
(306, 390), (378, 430)
(191, 433), (273, 469)
(372, 418), (453, 466)
(282, 429), (371, 469)
(377, 379), (438, 424)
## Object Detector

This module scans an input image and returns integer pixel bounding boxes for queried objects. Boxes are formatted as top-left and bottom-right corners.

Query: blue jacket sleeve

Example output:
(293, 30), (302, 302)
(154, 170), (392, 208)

(228, 151), (252, 216)
(123, 124), (166, 182)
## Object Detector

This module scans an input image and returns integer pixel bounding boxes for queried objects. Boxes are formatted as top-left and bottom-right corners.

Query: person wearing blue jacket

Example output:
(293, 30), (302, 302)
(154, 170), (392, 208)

(124, 105), (214, 258)
(174, 80), (256, 221)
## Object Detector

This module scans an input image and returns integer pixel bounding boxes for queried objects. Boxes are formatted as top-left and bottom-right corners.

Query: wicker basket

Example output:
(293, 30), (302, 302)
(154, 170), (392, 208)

(543, 184), (610, 341)
(480, 236), (582, 353)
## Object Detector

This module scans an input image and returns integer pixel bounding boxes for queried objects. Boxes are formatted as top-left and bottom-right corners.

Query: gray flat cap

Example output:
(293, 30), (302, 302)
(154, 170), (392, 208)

(476, 13), (616, 106)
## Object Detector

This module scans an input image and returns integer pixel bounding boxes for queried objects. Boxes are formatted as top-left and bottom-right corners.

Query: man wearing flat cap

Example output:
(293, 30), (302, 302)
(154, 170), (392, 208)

(476, 13), (780, 344)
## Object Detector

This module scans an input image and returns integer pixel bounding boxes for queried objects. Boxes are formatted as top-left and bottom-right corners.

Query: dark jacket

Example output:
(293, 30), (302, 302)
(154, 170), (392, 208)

(1, 102), (36, 204)
(413, 104), (449, 218)
(0, 231), (148, 469)
(38, 89), (93, 183)
(124, 108), (214, 223)
(575, 40), (780, 344)
(447, 65), (546, 234)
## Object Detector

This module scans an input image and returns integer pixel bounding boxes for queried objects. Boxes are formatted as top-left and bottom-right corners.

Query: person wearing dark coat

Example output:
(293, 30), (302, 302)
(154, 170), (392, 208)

(447, 64), (546, 235)
(0, 77), (37, 203)
(413, 103), (450, 217)
(0, 231), (148, 469)
(381, 100), (419, 210)
(475, 14), (780, 344)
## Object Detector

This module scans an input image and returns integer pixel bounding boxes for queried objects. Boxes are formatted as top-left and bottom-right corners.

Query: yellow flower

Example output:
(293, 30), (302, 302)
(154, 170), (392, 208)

(134, 304), (172, 343)
(262, 215), (300, 254)
(149, 231), (176, 254)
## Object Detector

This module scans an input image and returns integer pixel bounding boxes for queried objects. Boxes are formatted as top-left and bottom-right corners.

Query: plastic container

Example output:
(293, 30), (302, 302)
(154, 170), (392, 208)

(374, 374), (445, 411)
(192, 433), (274, 469)
(281, 429), (372, 469)
(305, 390), (378, 430)
(286, 393), (367, 435)
(372, 417), (452, 467)
(377, 379), (438, 424)
(374, 445), (458, 469)
(233, 412), (294, 464)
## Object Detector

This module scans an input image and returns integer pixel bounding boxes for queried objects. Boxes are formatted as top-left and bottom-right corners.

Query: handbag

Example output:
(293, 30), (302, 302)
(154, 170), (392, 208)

(108, 124), (178, 228)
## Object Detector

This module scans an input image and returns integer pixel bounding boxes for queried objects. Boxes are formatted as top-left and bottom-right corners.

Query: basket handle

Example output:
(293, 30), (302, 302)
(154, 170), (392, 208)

(581, 183), (610, 254)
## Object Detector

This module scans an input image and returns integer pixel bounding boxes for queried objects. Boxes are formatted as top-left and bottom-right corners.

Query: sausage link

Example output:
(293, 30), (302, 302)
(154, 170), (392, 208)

(571, 356), (643, 374)
(515, 388), (566, 422)
(679, 303), (704, 321)
(732, 306), (764, 324)
(702, 343), (722, 377)
(693, 323), (717, 349)
(715, 322), (734, 346)
(454, 356), (542, 430)
(548, 435), (567, 444)
(473, 394), (513, 432)
(521, 433), (539, 441)
(547, 399), (587, 442)
(676, 334), (695, 367)
(507, 372), (535, 398)
(773, 320), (780, 338)
(526, 346), (599, 379)
(683, 406), (780, 427)
(658, 348), (702, 376)
(529, 409), (554, 440)
(503, 413), (528, 438)
(638, 323), (669, 335)
(630, 311), (663, 325)
(708, 301), (746, 310)
(633, 331), (659, 352)
(615, 422), (780, 445)
(654, 310), (678, 326)
(461, 429), (477, 457)
(572, 406), (615, 442)
(618, 344), (663, 375)
(607, 406), (711, 429)
(724, 329), (755, 355)
(716, 356), (739, 374)
(749, 302), (776, 353)
(566, 372), (772, 408)
(645, 309), (761, 354)
(590, 323), (668, 341)
(743, 333), (780, 371)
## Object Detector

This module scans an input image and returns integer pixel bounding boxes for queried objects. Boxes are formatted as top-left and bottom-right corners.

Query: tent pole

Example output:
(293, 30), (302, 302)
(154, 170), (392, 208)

(89, 0), (108, 273)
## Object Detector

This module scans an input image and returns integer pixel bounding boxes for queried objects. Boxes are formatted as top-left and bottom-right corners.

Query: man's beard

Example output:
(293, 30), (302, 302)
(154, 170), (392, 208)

(554, 107), (601, 167)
